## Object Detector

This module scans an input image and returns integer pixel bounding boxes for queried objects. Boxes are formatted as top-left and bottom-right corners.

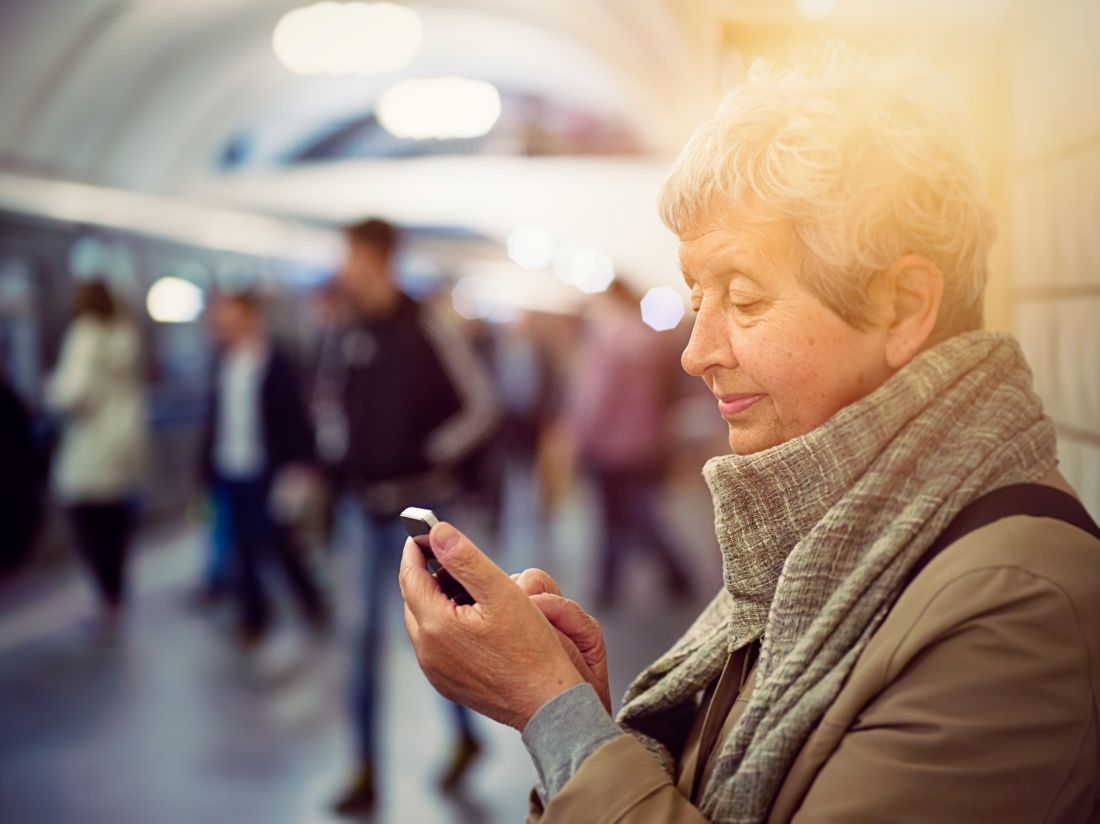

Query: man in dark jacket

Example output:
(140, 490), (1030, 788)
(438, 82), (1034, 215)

(200, 291), (327, 643)
(317, 219), (498, 815)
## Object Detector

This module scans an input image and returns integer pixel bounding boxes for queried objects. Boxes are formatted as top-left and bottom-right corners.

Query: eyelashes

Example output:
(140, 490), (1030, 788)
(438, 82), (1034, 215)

(689, 299), (762, 315)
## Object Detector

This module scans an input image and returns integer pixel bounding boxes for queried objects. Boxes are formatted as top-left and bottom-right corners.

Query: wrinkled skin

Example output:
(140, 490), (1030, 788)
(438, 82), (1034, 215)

(399, 522), (602, 730)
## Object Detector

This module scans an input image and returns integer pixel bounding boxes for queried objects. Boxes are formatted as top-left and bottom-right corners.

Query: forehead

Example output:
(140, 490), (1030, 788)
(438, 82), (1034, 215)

(677, 210), (797, 280)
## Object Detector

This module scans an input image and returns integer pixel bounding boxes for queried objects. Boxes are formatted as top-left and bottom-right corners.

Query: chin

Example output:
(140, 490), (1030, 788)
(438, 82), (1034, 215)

(726, 426), (782, 456)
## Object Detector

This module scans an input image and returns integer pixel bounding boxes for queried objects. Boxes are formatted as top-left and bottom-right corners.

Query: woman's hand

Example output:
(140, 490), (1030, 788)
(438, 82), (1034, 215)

(399, 523), (585, 731)
(512, 569), (612, 714)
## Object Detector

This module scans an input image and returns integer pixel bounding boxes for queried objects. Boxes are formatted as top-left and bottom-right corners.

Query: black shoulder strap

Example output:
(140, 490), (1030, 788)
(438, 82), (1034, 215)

(904, 483), (1100, 588)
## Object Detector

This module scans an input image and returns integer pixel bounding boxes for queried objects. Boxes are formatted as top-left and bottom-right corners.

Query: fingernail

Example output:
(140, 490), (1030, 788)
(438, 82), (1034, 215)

(434, 523), (460, 552)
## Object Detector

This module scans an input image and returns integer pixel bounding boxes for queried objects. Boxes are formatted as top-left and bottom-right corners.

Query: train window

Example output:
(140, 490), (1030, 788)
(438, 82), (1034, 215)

(69, 235), (109, 279)
(214, 255), (262, 291)
(146, 257), (211, 389)
(166, 258), (211, 290)
(69, 234), (142, 308)
(0, 256), (39, 401)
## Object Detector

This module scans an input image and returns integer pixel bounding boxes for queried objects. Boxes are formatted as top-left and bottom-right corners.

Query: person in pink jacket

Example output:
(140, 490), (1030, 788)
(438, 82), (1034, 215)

(566, 279), (693, 607)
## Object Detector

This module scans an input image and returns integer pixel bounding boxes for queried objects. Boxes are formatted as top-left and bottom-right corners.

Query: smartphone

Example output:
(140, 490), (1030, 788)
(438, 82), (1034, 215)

(400, 506), (475, 605)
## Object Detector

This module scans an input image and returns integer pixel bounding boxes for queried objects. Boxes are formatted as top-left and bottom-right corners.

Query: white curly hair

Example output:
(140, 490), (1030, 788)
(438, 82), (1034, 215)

(659, 47), (997, 333)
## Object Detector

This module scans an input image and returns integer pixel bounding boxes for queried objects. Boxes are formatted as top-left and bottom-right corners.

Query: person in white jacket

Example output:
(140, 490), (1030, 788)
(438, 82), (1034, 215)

(47, 279), (146, 635)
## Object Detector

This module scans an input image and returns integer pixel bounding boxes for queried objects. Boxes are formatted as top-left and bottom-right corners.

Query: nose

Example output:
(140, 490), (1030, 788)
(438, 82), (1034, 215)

(681, 301), (735, 378)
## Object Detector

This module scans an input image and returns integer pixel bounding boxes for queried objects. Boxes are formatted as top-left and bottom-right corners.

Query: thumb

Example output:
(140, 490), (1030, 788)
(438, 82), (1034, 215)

(429, 522), (512, 605)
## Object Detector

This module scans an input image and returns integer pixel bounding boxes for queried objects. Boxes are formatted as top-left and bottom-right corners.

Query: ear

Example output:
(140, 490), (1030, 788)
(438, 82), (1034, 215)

(882, 254), (944, 370)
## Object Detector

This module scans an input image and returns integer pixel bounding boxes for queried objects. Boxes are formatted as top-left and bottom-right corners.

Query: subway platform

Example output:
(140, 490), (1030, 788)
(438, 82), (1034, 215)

(0, 476), (720, 823)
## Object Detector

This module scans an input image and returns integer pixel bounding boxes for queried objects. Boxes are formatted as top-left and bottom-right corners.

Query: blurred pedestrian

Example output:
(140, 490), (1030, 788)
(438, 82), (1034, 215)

(192, 481), (235, 605)
(320, 218), (498, 815)
(483, 314), (562, 551)
(566, 278), (693, 608)
(199, 291), (328, 645)
(46, 279), (145, 638)
(0, 371), (45, 575)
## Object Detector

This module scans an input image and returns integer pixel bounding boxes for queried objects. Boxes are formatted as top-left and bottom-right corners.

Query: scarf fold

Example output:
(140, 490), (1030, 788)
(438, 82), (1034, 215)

(616, 331), (1056, 823)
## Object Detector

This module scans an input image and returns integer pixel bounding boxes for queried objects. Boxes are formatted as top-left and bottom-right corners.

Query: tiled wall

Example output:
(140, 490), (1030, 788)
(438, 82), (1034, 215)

(1009, 0), (1100, 518)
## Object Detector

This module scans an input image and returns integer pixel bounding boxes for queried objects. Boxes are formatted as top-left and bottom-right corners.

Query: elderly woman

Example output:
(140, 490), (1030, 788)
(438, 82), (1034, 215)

(399, 52), (1100, 822)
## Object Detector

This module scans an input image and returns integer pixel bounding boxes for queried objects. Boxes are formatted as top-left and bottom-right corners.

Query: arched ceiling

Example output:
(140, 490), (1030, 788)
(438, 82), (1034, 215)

(0, 0), (719, 290)
(0, 0), (711, 190)
(0, 0), (1028, 295)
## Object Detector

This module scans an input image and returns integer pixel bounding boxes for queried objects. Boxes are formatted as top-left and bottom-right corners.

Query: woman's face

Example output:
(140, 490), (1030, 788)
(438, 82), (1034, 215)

(680, 211), (895, 455)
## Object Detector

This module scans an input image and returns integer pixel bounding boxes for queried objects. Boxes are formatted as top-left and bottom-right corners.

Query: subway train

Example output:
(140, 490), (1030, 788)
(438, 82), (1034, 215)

(0, 179), (341, 563)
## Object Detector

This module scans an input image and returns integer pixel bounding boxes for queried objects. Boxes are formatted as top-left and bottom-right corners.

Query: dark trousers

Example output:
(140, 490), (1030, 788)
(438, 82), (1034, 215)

(593, 466), (691, 602)
(217, 477), (326, 635)
(69, 501), (135, 609)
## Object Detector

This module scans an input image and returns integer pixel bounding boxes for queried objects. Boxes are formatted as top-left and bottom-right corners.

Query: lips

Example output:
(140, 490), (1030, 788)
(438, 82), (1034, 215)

(716, 393), (765, 417)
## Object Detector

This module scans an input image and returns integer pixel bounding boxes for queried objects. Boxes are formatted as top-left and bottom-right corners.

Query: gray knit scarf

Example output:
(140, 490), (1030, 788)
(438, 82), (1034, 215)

(616, 331), (1057, 823)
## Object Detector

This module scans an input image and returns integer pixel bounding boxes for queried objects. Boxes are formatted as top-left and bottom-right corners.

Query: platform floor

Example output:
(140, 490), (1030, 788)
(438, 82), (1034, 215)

(0, 472), (720, 823)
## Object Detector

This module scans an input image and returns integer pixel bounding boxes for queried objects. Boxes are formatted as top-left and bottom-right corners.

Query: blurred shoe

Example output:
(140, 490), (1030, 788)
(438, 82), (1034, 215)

(331, 762), (375, 817)
(438, 731), (483, 793)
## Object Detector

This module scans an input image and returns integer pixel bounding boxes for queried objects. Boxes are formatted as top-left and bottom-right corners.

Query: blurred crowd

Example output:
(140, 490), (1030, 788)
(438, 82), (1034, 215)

(0, 217), (718, 817)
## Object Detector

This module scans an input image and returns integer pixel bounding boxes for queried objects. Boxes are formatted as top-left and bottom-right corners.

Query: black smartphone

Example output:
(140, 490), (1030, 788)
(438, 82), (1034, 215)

(400, 506), (475, 605)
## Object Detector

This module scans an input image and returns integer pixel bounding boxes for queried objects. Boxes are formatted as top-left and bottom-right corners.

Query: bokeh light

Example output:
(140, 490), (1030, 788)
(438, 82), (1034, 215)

(506, 225), (554, 270)
(451, 276), (488, 320)
(146, 277), (204, 323)
(558, 247), (614, 294)
(640, 286), (685, 331)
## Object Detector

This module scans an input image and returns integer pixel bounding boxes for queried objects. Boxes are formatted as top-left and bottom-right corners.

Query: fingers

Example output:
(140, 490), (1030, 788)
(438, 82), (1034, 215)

(536, 595), (612, 714)
(550, 625), (594, 681)
(398, 537), (448, 623)
(429, 522), (513, 605)
(530, 593), (603, 657)
(512, 568), (562, 597)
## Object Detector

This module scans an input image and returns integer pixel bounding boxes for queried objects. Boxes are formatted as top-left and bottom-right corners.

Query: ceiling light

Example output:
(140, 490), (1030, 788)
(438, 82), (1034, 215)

(377, 77), (502, 140)
(272, 2), (422, 76)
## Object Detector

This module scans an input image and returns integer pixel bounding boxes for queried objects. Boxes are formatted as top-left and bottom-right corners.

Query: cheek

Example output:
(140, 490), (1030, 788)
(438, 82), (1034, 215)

(741, 323), (880, 433)
(807, 336), (884, 423)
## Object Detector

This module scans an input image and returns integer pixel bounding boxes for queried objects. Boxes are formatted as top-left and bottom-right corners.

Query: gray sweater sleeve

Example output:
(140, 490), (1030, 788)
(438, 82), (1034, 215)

(521, 683), (626, 805)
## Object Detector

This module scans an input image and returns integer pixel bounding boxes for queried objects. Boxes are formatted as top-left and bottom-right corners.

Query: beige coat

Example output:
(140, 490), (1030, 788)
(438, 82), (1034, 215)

(529, 513), (1100, 822)
(47, 316), (145, 501)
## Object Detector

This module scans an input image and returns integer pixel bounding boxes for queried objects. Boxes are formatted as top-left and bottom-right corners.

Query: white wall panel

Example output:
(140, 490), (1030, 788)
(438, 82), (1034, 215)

(1011, 144), (1100, 290)
(1016, 302), (1058, 409)
(1057, 437), (1100, 522)
(1016, 298), (1099, 436)
(1049, 146), (1100, 287)
(1054, 299), (1100, 434)
(1009, 172), (1053, 289)
(1009, 0), (1100, 519)
(1012, 0), (1100, 164)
